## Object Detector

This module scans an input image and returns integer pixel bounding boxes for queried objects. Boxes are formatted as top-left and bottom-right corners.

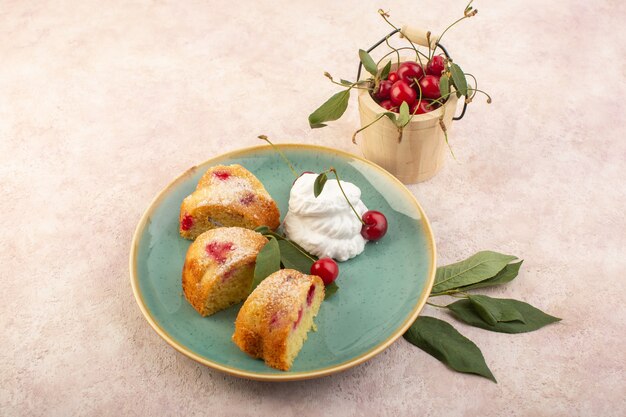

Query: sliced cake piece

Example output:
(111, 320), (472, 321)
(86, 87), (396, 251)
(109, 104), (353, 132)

(179, 164), (280, 240)
(232, 269), (325, 371)
(182, 227), (268, 316)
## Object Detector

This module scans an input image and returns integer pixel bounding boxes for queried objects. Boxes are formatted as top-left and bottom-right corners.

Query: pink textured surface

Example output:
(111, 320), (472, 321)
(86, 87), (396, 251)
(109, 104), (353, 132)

(1, 1), (625, 416)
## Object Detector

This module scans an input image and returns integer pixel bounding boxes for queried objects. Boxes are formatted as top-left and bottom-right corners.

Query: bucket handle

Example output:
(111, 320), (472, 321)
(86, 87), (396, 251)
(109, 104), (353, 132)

(356, 27), (468, 121)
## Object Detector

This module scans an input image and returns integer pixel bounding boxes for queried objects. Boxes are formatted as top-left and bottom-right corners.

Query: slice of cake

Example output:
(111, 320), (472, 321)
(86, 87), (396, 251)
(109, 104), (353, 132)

(182, 227), (268, 316)
(179, 164), (280, 240)
(232, 269), (325, 371)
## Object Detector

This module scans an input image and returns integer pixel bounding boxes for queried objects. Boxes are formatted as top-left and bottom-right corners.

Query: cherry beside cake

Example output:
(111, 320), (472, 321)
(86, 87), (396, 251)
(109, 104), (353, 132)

(182, 227), (268, 316)
(232, 269), (325, 371)
(179, 164), (280, 240)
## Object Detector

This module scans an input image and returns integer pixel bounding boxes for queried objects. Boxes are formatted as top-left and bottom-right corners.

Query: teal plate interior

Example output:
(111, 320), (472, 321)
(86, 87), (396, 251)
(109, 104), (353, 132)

(130, 144), (435, 381)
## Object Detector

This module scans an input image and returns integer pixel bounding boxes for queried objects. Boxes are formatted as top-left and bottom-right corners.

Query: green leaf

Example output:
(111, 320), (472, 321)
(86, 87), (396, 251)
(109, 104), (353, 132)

(313, 172), (327, 197)
(440, 74), (450, 99)
(277, 239), (315, 274)
(397, 101), (410, 127)
(324, 282), (339, 300)
(251, 237), (281, 290)
(359, 49), (378, 76)
(254, 225), (272, 235)
(339, 79), (353, 86)
(379, 61), (392, 80)
(380, 111), (397, 123)
(404, 316), (496, 382)
(455, 261), (523, 292)
(449, 63), (468, 98)
(467, 295), (526, 325)
(447, 298), (561, 334)
(433, 251), (518, 294)
(308, 89), (351, 128)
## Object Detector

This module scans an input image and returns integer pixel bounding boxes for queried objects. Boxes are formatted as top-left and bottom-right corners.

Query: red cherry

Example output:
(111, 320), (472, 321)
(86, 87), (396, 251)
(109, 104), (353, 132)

(379, 100), (398, 112)
(418, 75), (441, 99)
(409, 99), (433, 115)
(387, 71), (399, 83)
(374, 80), (393, 100)
(360, 210), (388, 241)
(310, 258), (339, 285)
(390, 80), (417, 106)
(426, 55), (445, 76)
(397, 62), (424, 86)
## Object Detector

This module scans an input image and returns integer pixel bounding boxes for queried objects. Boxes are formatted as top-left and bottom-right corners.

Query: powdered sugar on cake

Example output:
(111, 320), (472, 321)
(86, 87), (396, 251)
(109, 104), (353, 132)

(197, 176), (267, 207)
(201, 227), (265, 276)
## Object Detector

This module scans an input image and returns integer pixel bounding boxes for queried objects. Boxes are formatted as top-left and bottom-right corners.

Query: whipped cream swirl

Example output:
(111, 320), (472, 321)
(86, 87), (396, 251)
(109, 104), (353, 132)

(283, 173), (367, 262)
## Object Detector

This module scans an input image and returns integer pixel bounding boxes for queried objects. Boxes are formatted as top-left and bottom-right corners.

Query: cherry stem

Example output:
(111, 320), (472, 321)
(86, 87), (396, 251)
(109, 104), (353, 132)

(378, 10), (424, 68)
(257, 135), (298, 178)
(429, 289), (469, 298)
(439, 115), (457, 161)
(432, 0), (477, 60)
(449, 292), (469, 298)
(384, 35), (401, 73)
(426, 301), (448, 309)
(376, 47), (429, 68)
(352, 113), (386, 144)
(289, 240), (317, 262)
(329, 79), (372, 90)
(464, 72), (478, 99)
(329, 168), (365, 225)
(467, 88), (492, 103)
(260, 229), (318, 262)
(426, 31), (433, 61)
(403, 78), (425, 125)
(325, 73), (372, 90)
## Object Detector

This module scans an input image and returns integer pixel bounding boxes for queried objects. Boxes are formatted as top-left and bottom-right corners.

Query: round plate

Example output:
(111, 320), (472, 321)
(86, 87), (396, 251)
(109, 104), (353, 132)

(130, 144), (435, 381)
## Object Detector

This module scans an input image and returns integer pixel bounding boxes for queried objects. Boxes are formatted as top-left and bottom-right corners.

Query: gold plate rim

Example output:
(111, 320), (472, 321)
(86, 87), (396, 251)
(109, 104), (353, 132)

(129, 144), (436, 381)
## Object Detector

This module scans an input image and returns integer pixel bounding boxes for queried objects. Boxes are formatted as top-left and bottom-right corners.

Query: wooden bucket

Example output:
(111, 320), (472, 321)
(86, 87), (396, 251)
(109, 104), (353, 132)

(357, 58), (458, 184)
(354, 25), (464, 184)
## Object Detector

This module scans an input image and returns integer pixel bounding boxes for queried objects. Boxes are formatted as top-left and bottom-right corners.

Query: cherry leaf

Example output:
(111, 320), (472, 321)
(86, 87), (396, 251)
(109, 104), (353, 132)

(440, 74), (450, 99)
(324, 282), (339, 300)
(404, 316), (496, 382)
(397, 101), (410, 127)
(308, 90), (351, 128)
(251, 237), (281, 290)
(313, 172), (328, 197)
(449, 63), (468, 98)
(447, 298), (561, 334)
(359, 49), (378, 76)
(379, 61), (392, 80)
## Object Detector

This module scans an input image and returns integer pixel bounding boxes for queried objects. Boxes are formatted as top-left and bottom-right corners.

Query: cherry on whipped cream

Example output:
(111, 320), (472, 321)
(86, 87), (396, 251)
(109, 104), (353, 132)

(360, 210), (388, 241)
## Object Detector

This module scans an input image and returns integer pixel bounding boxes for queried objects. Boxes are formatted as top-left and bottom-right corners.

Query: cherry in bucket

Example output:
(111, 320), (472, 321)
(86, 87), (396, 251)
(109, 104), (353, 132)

(426, 55), (446, 76)
(418, 75), (441, 99)
(375, 80), (393, 100)
(409, 99), (432, 115)
(390, 80), (417, 106)
(397, 61), (424, 85)
(379, 100), (397, 111)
